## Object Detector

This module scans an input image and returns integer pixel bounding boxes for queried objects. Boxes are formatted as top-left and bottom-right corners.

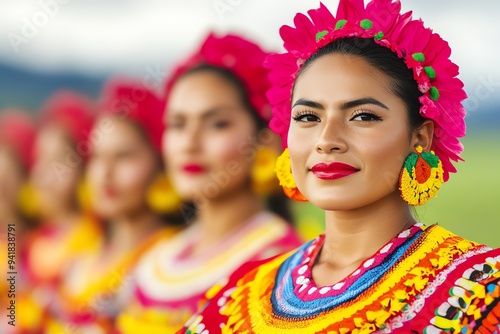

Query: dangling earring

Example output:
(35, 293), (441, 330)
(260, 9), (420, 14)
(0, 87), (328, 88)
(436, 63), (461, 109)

(399, 146), (444, 206)
(251, 147), (281, 196)
(146, 174), (182, 214)
(275, 148), (308, 202)
(16, 181), (40, 218)
(77, 178), (92, 213)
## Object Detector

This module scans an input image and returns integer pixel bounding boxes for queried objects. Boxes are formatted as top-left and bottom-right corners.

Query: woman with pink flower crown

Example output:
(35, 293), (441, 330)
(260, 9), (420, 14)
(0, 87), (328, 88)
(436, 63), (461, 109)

(179, 1), (500, 333)
(114, 33), (303, 333)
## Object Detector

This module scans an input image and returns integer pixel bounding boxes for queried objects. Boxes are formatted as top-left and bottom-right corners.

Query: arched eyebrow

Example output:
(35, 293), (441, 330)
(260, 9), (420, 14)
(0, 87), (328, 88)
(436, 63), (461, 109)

(292, 97), (388, 110)
(341, 98), (388, 110)
(292, 98), (324, 109)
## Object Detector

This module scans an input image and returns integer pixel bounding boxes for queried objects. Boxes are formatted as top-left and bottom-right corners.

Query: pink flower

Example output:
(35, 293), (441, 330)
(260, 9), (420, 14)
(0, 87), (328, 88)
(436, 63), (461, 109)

(164, 33), (272, 122)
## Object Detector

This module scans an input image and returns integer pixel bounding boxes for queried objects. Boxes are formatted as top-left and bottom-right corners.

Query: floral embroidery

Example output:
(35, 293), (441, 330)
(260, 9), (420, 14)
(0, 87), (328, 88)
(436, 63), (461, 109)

(180, 226), (500, 334)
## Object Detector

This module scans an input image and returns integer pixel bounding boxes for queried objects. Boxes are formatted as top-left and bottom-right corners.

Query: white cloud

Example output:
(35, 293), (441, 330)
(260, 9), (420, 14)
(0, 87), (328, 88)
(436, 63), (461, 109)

(0, 0), (499, 97)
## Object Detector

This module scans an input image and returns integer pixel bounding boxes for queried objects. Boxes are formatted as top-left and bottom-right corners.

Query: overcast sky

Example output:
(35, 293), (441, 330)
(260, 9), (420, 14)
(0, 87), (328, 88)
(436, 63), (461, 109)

(1, 0), (499, 106)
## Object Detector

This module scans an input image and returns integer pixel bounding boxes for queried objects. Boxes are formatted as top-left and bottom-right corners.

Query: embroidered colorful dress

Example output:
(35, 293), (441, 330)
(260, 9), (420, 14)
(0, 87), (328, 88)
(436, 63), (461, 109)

(45, 227), (178, 334)
(115, 211), (303, 333)
(181, 224), (500, 333)
(16, 215), (102, 333)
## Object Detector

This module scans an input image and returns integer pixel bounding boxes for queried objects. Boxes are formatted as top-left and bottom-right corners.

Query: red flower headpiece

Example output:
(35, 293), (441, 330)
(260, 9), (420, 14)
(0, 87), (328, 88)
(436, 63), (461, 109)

(0, 109), (37, 171)
(100, 78), (165, 153)
(164, 33), (273, 121)
(266, 0), (467, 181)
(39, 90), (96, 159)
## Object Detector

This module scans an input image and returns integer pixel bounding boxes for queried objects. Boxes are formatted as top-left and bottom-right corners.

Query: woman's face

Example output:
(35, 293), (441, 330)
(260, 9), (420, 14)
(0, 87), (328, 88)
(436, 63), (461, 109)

(164, 70), (259, 203)
(31, 127), (81, 218)
(87, 116), (159, 219)
(289, 53), (416, 211)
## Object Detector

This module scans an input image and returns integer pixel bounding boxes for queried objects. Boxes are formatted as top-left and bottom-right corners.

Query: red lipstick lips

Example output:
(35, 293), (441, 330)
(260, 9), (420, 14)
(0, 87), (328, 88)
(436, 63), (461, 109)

(311, 162), (358, 180)
(182, 164), (205, 174)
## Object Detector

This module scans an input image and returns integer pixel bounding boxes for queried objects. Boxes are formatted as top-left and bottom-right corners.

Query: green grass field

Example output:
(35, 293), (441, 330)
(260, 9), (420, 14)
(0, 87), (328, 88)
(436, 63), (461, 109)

(292, 131), (500, 247)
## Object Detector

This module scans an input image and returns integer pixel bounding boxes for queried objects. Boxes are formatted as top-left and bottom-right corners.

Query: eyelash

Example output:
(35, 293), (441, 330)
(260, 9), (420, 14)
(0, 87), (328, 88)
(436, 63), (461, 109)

(350, 109), (383, 122)
(292, 110), (320, 122)
(292, 109), (383, 123)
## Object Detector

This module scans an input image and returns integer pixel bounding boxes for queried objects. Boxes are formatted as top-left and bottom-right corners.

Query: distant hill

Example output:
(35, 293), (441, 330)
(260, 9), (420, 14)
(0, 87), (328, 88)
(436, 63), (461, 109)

(0, 62), (498, 132)
(0, 62), (106, 112)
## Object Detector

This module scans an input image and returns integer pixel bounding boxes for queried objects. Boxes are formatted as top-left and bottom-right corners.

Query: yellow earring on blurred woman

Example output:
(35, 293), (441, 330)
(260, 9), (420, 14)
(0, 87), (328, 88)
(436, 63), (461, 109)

(77, 178), (93, 213)
(146, 174), (182, 214)
(274, 148), (308, 202)
(251, 147), (282, 196)
(16, 181), (40, 218)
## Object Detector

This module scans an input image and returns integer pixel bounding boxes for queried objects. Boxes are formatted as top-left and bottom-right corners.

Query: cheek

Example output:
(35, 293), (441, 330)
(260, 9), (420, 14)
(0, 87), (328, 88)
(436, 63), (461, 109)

(363, 130), (409, 185)
(206, 130), (254, 167)
(164, 131), (183, 170)
(114, 160), (155, 193)
(57, 171), (79, 196)
(287, 131), (313, 179)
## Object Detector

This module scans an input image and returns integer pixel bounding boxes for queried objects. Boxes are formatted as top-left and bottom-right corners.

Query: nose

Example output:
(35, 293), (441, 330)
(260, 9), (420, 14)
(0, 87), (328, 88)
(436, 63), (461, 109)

(315, 119), (347, 153)
(181, 123), (202, 154)
(87, 157), (113, 192)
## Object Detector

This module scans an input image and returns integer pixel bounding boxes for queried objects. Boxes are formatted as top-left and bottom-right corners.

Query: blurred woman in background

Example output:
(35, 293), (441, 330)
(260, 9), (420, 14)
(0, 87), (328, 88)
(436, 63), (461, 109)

(0, 109), (37, 241)
(46, 79), (182, 334)
(116, 33), (303, 333)
(0, 109), (37, 334)
(18, 91), (101, 333)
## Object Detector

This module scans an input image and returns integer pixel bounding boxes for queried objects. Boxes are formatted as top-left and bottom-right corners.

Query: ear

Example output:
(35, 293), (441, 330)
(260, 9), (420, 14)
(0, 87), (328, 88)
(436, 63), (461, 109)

(411, 120), (434, 151)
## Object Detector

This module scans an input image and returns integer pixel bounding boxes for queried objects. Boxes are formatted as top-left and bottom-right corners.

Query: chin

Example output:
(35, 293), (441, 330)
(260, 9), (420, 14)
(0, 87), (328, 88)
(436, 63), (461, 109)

(304, 191), (360, 212)
(174, 182), (202, 199)
(93, 207), (118, 220)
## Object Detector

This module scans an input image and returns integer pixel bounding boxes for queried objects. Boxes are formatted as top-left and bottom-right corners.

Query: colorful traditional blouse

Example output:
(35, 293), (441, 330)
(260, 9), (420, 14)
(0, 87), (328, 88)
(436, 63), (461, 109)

(16, 215), (102, 333)
(115, 211), (303, 333)
(180, 224), (500, 333)
(45, 227), (178, 334)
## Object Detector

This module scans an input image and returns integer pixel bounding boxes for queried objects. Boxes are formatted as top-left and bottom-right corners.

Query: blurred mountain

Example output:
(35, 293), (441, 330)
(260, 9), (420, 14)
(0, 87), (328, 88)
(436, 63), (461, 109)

(0, 62), (106, 112)
(0, 62), (498, 132)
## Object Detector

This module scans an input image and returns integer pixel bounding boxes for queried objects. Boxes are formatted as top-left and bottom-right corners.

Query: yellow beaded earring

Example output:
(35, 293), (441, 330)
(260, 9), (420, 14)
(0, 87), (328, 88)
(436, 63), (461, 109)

(77, 178), (92, 213)
(251, 147), (281, 196)
(16, 181), (40, 218)
(399, 146), (444, 206)
(146, 174), (182, 214)
(275, 148), (307, 202)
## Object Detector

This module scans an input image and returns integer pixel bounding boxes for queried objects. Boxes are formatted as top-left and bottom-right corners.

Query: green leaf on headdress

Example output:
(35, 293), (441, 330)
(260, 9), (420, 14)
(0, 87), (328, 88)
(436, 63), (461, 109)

(360, 19), (373, 30)
(374, 32), (384, 40)
(335, 19), (347, 30)
(429, 86), (440, 101)
(424, 66), (436, 80)
(316, 30), (328, 41)
(412, 53), (425, 62)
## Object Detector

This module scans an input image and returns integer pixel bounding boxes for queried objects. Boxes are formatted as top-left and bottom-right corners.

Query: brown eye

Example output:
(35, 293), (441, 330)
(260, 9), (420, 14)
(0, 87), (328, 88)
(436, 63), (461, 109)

(292, 111), (320, 122)
(350, 112), (382, 122)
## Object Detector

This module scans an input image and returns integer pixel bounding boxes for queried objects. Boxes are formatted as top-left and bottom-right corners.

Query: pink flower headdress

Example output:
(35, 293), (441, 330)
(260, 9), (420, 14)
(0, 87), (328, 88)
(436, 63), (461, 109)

(164, 33), (273, 121)
(39, 91), (96, 164)
(266, 0), (467, 181)
(100, 78), (165, 154)
(0, 109), (37, 171)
